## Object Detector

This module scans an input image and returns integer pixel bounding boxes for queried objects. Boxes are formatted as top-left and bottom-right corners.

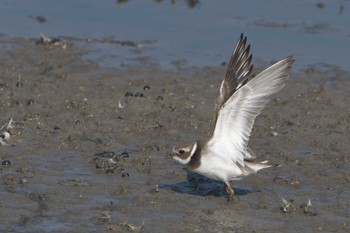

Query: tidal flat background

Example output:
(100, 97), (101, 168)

(0, 1), (349, 232)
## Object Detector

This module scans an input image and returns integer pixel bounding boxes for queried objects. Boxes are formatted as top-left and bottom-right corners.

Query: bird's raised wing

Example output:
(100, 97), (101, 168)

(207, 56), (294, 166)
(210, 34), (253, 134)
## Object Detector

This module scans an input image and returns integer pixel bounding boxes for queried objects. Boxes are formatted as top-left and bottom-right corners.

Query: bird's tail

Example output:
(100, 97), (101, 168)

(243, 160), (281, 175)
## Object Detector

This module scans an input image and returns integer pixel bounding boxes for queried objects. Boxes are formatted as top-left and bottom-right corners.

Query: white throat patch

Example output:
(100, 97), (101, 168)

(182, 142), (197, 164)
(190, 142), (197, 157)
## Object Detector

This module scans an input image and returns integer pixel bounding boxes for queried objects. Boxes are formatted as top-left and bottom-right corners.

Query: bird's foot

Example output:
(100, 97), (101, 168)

(227, 193), (239, 203)
(225, 183), (238, 203)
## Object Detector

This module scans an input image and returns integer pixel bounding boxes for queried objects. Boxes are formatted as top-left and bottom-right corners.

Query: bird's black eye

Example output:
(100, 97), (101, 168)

(179, 149), (185, 154)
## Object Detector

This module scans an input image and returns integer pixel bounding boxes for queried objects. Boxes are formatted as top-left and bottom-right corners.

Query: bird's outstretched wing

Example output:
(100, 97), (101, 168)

(207, 56), (294, 166)
(210, 34), (253, 134)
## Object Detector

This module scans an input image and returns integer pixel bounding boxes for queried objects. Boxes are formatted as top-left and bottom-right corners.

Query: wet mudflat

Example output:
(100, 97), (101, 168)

(0, 36), (350, 232)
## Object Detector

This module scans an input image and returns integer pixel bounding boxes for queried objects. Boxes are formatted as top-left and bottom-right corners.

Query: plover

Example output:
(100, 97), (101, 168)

(171, 34), (294, 201)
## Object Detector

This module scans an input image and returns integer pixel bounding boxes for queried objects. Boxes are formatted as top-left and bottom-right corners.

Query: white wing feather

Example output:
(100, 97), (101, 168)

(206, 56), (294, 166)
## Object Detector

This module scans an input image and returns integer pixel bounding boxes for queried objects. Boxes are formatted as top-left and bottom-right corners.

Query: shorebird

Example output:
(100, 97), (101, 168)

(171, 34), (294, 201)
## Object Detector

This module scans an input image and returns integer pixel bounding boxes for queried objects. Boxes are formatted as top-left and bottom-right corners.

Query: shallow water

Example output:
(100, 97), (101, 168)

(0, 0), (349, 69)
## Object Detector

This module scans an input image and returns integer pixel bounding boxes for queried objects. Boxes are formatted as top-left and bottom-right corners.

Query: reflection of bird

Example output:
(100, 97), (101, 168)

(171, 34), (294, 201)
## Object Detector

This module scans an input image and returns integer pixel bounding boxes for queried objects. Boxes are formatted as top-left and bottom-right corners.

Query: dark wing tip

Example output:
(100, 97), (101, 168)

(280, 55), (295, 65)
(224, 34), (254, 89)
(278, 55), (295, 72)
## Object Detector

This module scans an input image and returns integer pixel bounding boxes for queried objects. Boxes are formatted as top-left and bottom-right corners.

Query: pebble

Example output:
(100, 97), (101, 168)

(93, 150), (131, 174)
(16, 81), (23, 87)
(134, 92), (144, 97)
(26, 99), (34, 106)
(271, 131), (278, 137)
(281, 198), (296, 213)
(124, 91), (144, 97)
(300, 199), (317, 216)
(121, 172), (129, 177)
(124, 91), (134, 97)
(2, 160), (11, 166)
(118, 99), (128, 108)
(106, 168), (116, 174)
(19, 178), (28, 184)
(120, 151), (129, 158)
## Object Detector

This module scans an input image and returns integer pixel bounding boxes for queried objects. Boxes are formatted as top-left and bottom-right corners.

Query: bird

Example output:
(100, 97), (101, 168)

(171, 33), (294, 201)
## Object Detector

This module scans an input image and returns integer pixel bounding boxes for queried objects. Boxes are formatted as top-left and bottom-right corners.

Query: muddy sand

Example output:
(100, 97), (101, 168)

(0, 36), (349, 232)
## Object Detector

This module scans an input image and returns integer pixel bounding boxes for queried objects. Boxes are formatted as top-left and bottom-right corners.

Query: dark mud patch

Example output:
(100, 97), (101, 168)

(1, 36), (350, 232)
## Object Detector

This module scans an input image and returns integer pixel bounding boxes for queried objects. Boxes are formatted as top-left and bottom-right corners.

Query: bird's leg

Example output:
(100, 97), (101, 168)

(225, 182), (236, 202)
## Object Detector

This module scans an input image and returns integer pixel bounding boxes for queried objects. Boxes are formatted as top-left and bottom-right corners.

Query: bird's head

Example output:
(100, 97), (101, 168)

(171, 142), (198, 165)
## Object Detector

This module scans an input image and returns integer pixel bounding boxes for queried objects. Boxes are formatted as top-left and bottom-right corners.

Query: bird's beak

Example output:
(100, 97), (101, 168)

(168, 147), (176, 159)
